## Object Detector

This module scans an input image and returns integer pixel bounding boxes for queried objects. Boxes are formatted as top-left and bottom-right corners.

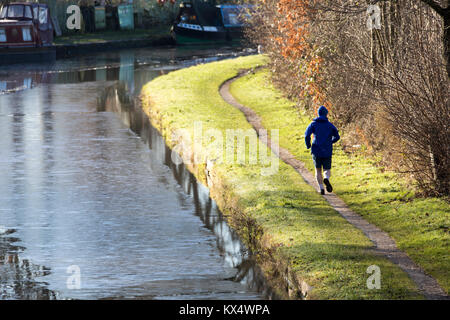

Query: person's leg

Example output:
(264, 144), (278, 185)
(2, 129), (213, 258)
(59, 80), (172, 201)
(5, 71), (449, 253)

(323, 157), (333, 193)
(315, 167), (324, 193)
(312, 155), (325, 193)
(324, 169), (331, 179)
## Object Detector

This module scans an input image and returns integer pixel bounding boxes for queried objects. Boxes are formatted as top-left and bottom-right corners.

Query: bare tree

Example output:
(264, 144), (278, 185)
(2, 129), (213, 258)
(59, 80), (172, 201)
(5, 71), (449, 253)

(419, 0), (450, 78)
(247, 0), (450, 196)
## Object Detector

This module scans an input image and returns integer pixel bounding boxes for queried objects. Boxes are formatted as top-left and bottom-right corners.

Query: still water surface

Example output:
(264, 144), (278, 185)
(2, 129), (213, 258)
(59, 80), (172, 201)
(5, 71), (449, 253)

(0, 46), (269, 299)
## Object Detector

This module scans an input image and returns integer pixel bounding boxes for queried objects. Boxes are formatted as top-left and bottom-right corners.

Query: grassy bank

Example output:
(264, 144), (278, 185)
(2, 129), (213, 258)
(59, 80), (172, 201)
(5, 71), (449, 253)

(230, 67), (450, 294)
(54, 27), (171, 45)
(141, 55), (424, 299)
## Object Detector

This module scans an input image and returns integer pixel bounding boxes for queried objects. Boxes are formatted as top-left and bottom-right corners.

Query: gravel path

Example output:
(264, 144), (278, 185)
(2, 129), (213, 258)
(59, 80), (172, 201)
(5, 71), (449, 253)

(219, 71), (449, 300)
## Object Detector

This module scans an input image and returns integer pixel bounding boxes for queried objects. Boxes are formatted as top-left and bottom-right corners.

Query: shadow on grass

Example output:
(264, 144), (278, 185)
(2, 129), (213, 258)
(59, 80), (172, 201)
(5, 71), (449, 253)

(242, 187), (423, 299)
(281, 242), (423, 299)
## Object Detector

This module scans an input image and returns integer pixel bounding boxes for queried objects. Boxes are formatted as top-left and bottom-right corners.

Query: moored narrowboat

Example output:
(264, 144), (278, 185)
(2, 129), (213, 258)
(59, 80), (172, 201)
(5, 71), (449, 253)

(172, 1), (252, 44)
(0, 2), (56, 64)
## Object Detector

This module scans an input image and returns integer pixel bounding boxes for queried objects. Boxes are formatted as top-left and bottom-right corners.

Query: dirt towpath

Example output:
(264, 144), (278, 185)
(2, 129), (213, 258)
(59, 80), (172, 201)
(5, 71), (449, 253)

(219, 70), (448, 300)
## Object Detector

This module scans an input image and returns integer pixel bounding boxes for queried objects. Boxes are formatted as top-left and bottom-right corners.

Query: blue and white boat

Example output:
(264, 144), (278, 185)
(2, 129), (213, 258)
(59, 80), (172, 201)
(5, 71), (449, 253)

(172, 1), (252, 44)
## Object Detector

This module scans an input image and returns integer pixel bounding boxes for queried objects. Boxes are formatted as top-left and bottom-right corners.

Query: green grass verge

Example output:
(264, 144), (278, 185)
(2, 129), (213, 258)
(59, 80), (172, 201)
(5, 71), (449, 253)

(229, 65), (450, 294)
(54, 27), (171, 45)
(141, 55), (423, 299)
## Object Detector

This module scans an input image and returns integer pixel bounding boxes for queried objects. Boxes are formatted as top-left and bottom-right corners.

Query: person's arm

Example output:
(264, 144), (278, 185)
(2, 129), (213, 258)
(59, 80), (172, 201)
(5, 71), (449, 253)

(331, 124), (340, 144)
(305, 123), (313, 149)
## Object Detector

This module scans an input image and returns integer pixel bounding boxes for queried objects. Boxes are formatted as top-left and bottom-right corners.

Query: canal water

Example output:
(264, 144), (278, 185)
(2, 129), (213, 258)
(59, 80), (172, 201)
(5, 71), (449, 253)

(0, 46), (270, 300)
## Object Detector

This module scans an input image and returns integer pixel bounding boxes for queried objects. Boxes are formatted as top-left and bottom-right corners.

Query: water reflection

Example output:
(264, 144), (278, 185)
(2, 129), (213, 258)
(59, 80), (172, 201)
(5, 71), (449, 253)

(98, 82), (273, 298)
(0, 46), (254, 95)
(0, 46), (269, 300)
(0, 228), (58, 299)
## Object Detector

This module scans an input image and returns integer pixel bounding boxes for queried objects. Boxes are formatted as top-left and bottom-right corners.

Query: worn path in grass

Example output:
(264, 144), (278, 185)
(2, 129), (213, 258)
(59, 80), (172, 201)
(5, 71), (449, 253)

(219, 70), (449, 300)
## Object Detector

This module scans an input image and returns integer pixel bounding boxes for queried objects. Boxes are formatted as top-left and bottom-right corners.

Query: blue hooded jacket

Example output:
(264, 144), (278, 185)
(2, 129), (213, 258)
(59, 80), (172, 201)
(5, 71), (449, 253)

(304, 106), (340, 158)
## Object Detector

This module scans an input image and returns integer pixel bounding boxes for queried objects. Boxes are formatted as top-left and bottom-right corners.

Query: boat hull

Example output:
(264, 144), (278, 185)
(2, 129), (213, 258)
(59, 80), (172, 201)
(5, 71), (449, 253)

(173, 24), (227, 44)
(173, 25), (245, 45)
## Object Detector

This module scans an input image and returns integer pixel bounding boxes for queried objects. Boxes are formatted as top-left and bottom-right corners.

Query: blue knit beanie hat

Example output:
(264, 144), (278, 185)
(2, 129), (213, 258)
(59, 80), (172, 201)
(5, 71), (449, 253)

(318, 105), (328, 117)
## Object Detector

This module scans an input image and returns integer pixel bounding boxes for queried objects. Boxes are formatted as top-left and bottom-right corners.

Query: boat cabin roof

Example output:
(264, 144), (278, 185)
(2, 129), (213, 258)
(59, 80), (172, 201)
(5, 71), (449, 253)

(0, 3), (49, 21)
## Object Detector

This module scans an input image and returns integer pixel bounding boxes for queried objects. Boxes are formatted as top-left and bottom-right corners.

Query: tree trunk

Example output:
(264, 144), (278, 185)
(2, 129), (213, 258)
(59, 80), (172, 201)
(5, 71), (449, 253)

(419, 0), (450, 78)
(444, 14), (450, 78)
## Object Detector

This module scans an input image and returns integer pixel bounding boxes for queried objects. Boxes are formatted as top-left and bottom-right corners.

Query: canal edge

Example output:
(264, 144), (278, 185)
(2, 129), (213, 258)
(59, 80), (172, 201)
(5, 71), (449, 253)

(138, 95), (308, 300)
(53, 36), (176, 59)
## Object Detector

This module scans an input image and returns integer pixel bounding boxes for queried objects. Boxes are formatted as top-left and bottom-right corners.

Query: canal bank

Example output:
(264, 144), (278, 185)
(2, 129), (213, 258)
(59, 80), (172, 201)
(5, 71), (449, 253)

(140, 55), (428, 299)
(228, 68), (450, 299)
(0, 28), (175, 64)
(53, 28), (175, 59)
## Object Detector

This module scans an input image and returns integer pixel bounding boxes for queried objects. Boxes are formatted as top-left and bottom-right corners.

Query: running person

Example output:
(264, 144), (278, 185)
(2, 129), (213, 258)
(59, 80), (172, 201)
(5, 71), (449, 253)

(304, 106), (340, 195)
